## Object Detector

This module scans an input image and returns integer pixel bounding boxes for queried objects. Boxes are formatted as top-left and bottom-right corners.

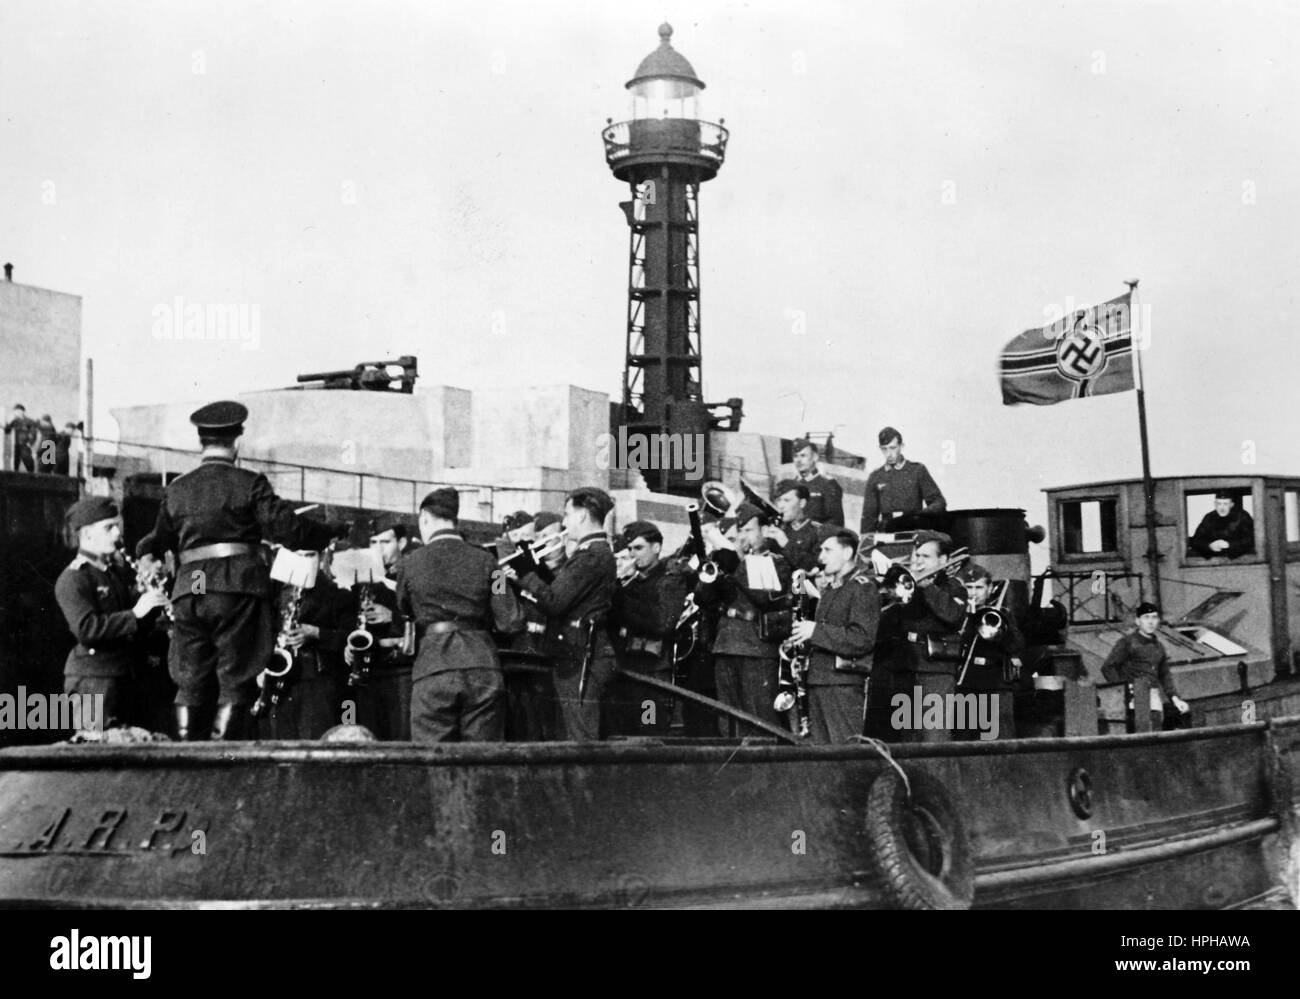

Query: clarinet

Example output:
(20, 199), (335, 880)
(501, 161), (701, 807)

(774, 570), (812, 738)
(252, 585), (303, 718)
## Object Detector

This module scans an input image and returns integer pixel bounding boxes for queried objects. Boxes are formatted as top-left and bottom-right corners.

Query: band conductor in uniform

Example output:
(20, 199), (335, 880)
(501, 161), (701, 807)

(148, 400), (339, 740)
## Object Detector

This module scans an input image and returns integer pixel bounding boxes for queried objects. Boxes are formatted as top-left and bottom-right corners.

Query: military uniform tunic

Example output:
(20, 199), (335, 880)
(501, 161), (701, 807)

(873, 573), (967, 743)
(778, 518), (832, 575)
(608, 558), (695, 736)
(859, 460), (946, 533)
(150, 453), (336, 708)
(397, 528), (522, 743)
(517, 532), (617, 741)
(804, 569), (879, 744)
(795, 471), (844, 527)
(695, 545), (792, 735)
(54, 554), (156, 728)
(954, 602), (1023, 740)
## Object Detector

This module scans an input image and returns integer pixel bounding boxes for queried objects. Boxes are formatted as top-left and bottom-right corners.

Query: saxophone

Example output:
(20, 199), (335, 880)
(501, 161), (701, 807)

(346, 583), (375, 687)
(252, 585), (303, 718)
(774, 570), (812, 738)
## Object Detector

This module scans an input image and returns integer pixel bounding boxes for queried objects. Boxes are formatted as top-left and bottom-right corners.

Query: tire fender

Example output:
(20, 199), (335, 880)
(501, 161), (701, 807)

(865, 768), (974, 910)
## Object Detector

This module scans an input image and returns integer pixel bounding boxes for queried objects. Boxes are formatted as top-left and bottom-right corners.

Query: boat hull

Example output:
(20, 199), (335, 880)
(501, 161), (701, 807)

(0, 721), (1296, 909)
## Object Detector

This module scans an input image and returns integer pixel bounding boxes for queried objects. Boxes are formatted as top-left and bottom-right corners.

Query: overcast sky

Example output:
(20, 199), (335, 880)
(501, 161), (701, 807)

(3, 0), (1297, 522)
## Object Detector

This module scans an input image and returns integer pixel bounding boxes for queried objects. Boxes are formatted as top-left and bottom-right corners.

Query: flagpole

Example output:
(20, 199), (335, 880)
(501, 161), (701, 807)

(1126, 278), (1161, 610)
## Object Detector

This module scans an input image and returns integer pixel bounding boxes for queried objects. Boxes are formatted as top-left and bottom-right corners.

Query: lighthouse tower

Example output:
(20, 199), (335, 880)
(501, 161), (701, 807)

(602, 24), (730, 494)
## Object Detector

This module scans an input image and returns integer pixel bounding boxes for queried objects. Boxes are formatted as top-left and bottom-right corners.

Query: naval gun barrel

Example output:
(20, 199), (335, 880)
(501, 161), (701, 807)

(296, 356), (418, 393)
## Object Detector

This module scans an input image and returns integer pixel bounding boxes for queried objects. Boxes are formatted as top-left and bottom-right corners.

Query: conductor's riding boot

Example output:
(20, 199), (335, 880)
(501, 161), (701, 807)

(174, 705), (199, 742)
(210, 702), (249, 741)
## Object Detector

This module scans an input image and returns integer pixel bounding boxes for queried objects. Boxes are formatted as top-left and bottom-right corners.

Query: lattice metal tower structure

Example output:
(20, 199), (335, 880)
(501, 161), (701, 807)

(602, 24), (730, 494)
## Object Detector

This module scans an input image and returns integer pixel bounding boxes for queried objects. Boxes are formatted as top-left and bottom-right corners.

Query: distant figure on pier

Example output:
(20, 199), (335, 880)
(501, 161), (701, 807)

(3, 403), (36, 472)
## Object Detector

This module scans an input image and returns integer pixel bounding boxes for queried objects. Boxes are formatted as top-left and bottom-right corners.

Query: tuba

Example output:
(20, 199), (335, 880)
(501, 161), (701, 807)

(346, 583), (376, 686)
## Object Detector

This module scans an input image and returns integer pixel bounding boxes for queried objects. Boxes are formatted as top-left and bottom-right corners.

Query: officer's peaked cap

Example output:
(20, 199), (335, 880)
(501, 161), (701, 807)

(190, 400), (248, 433)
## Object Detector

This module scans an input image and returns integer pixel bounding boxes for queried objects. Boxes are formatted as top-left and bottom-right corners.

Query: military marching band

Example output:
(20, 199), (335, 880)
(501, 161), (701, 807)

(54, 409), (1036, 745)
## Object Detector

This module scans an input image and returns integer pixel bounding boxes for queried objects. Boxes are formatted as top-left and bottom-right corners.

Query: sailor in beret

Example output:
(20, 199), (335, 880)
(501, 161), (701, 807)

(54, 498), (171, 730)
(148, 399), (342, 740)
(1102, 601), (1189, 728)
(607, 519), (695, 737)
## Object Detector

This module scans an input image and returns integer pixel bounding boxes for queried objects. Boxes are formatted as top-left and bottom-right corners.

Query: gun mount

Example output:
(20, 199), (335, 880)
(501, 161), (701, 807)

(296, 356), (418, 393)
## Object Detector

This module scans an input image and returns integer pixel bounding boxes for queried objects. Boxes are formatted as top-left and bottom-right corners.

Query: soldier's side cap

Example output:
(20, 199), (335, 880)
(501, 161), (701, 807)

(792, 437), (817, 453)
(1135, 601), (1160, 617)
(503, 510), (535, 533)
(371, 512), (408, 536)
(913, 529), (953, 549)
(189, 400), (248, 432)
(733, 501), (763, 527)
(774, 479), (808, 500)
(1213, 490), (1236, 500)
(534, 511), (563, 532)
(67, 497), (119, 533)
(621, 520), (662, 545)
(959, 561), (991, 583)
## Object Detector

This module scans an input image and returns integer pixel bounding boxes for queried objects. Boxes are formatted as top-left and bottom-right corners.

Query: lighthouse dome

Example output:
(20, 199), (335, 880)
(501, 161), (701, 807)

(626, 23), (705, 90)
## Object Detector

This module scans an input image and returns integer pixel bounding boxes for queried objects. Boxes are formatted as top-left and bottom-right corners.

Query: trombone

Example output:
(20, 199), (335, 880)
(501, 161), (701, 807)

(956, 578), (1010, 687)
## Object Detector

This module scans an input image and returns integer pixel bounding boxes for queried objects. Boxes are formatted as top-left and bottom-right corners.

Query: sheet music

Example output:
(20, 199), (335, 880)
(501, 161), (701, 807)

(744, 553), (781, 590)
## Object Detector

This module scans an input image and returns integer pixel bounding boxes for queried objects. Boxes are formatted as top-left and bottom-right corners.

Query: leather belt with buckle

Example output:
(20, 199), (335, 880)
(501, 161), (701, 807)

(726, 607), (757, 621)
(526, 622), (546, 635)
(419, 620), (485, 639)
(178, 541), (259, 565)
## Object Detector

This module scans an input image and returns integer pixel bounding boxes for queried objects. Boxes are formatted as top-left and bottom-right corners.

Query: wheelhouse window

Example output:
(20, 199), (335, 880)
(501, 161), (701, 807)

(1286, 490), (1300, 545)
(1061, 498), (1118, 556)
(1185, 489), (1255, 559)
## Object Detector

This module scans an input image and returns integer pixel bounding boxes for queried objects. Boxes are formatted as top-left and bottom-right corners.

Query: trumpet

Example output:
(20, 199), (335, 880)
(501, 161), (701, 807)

(346, 583), (376, 686)
(252, 585), (303, 718)
(530, 527), (569, 562)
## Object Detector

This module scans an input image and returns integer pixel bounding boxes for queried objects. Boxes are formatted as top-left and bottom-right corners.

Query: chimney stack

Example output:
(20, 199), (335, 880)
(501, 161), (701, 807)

(3, 263), (11, 282)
